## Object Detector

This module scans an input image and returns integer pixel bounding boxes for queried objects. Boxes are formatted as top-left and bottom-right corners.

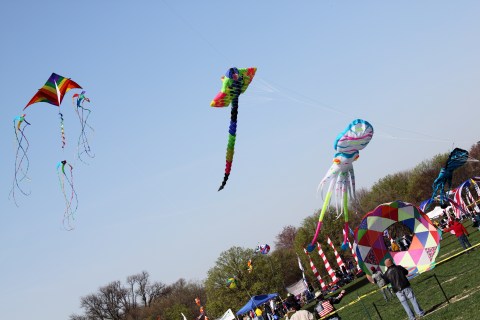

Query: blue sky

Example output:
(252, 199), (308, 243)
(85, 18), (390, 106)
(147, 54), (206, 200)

(1, 1), (479, 319)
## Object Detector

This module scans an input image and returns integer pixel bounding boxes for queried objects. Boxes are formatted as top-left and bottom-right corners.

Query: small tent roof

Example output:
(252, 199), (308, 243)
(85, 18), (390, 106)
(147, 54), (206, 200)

(236, 293), (279, 315)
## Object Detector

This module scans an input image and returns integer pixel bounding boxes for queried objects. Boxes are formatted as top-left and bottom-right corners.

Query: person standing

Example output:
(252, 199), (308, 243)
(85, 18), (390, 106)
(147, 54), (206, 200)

(255, 307), (265, 320)
(287, 304), (314, 320)
(442, 219), (472, 251)
(370, 266), (393, 301)
(314, 290), (346, 320)
(382, 258), (424, 320)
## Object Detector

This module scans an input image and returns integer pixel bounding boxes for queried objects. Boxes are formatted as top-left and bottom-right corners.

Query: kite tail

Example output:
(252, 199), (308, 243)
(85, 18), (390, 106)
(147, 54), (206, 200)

(73, 96), (95, 162)
(218, 97), (238, 191)
(57, 160), (79, 230)
(10, 117), (32, 205)
(59, 111), (66, 149)
(76, 105), (95, 162)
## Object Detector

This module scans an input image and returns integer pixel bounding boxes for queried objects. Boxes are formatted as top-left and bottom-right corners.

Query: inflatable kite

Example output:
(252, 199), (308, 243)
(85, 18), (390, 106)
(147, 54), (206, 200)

(431, 148), (469, 206)
(57, 160), (78, 230)
(420, 148), (470, 215)
(211, 67), (257, 191)
(307, 119), (374, 252)
(355, 201), (441, 276)
(255, 244), (271, 255)
(453, 177), (480, 216)
(10, 114), (32, 205)
(72, 91), (94, 161)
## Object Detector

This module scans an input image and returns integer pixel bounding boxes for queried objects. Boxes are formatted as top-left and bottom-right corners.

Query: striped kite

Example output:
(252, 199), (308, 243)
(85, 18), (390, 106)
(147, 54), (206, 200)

(11, 73), (83, 229)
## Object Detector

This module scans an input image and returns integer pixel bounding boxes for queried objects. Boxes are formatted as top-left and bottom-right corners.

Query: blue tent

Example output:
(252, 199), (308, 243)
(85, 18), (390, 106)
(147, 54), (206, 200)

(236, 293), (279, 315)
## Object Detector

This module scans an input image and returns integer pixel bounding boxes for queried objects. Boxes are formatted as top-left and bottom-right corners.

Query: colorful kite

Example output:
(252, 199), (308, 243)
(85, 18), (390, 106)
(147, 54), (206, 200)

(226, 277), (238, 289)
(452, 177), (480, 216)
(57, 160), (78, 230)
(24, 73), (82, 148)
(420, 148), (470, 215)
(10, 114), (32, 205)
(431, 148), (469, 206)
(211, 67), (257, 191)
(247, 259), (253, 273)
(11, 73), (87, 229)
(307, 119), (374, 252)
(255, 244), (271, 255)
(355, 201), (441, 277)
(72, 91), (94, 161)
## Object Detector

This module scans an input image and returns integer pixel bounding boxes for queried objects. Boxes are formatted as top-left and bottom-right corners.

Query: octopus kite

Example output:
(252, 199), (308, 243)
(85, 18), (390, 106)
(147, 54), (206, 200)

(211, 67), (257, 191)
(307, 119), (374, 252)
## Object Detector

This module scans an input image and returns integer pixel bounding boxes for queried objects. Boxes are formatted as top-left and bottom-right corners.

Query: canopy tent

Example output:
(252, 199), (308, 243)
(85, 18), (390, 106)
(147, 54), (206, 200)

(216, 309), (236, 320)
(426, 206), (448, 219)
(236, 293), (279, 315)
(286, 279), (308, 296)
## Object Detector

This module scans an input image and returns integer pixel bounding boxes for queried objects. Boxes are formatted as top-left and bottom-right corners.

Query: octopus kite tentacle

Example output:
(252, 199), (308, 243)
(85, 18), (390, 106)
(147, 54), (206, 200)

(308, 119), (373, 252)
(211, 67), (257, 191)
(10, 114), (32, 205)
(57, 160), (79, 230)
(73, 92), (95, 162)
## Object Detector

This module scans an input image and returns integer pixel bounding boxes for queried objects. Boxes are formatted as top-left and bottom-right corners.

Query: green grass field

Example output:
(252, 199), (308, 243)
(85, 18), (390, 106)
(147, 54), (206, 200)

(299, 220), (480, 320)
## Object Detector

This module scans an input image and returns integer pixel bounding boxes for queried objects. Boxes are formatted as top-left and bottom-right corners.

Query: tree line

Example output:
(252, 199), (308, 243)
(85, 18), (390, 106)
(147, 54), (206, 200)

(71, 142), (480, 319)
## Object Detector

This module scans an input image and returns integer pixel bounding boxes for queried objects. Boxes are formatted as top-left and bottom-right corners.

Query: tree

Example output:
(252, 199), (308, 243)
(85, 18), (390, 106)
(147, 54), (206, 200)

(274, 225), (297, 250)
(70, 281), (131, 320)
(205, 246), (283, 317)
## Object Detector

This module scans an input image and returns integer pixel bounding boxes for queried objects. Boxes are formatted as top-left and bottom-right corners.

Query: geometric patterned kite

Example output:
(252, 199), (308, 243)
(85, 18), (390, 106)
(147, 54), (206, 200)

(355, 200), (441, 277)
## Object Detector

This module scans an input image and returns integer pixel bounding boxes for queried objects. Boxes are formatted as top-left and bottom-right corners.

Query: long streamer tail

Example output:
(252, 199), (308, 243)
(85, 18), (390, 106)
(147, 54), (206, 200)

(57, 160), (79, 230)
(59, 111), (66, 149)
(10, 116), (31, 205)
(218, 97), (239, 191)
(73, 95), (95, 162)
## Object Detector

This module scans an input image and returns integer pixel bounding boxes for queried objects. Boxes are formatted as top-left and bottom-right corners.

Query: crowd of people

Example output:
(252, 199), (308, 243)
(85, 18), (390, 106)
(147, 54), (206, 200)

(239, 211), (479, 320)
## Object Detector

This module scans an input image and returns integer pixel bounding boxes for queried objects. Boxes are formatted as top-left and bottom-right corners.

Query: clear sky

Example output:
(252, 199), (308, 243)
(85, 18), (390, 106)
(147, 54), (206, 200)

(1, 1), (479, 319)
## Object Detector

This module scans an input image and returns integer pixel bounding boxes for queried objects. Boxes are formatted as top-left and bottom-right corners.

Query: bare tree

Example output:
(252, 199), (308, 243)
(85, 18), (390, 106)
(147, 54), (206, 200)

(274, 225), (297, 250)
(133, 271), (150, 308)
(71, 281), (131, 320)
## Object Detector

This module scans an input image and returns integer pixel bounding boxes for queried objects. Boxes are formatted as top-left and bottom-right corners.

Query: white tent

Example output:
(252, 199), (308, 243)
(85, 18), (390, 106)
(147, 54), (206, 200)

(216, 309), (236, 320)
(286, 279), (308, 296)
(426, 206), (447, 219)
